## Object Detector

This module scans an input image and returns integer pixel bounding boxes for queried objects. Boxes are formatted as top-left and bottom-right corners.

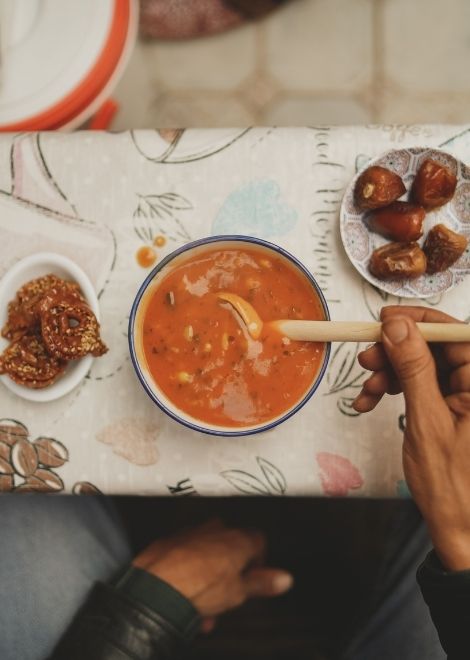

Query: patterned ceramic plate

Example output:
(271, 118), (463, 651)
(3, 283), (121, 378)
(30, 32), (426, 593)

(340, 148), (470, 298)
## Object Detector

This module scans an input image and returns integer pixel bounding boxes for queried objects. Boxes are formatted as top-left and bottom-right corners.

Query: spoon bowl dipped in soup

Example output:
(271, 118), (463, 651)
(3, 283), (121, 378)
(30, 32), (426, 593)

(129, 236), (330, 436)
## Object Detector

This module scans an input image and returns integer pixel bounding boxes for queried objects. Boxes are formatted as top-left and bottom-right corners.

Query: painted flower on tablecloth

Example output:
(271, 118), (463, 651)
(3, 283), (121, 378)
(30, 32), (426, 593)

(0, 418), (101, 494)
(133, 191), (193, 268)
(96, 417), (161, 466)
(316, 452), (364, 497)
(212, 180), (297, 238)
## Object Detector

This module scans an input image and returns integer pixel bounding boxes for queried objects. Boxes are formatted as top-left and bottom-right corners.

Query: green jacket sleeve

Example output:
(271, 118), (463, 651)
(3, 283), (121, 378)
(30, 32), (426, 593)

(49, 567), (200, 660)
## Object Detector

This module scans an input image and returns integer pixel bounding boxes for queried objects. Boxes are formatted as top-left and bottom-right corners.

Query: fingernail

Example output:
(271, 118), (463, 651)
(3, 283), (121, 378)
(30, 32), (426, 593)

(273, 573), (294, 593)
(383, 318), (409, 345)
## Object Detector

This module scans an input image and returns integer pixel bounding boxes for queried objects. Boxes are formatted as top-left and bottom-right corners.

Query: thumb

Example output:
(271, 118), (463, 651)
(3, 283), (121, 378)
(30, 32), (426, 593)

(382, 315), (445, 414)
(243, 568), (293, 598)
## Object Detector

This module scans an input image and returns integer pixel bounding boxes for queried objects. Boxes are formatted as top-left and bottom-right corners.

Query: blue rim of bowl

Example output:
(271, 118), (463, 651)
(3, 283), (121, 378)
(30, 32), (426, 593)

(128, 235), (331, 437)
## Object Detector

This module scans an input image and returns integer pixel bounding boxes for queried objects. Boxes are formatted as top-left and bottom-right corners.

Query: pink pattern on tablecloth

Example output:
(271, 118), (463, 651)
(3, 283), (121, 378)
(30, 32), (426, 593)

(316, 452), (364, 496)
(96, 417), (161, 466)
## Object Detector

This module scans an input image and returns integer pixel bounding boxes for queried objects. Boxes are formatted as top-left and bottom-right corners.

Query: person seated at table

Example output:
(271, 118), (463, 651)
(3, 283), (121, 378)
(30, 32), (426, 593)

(0, 306), (469, 660)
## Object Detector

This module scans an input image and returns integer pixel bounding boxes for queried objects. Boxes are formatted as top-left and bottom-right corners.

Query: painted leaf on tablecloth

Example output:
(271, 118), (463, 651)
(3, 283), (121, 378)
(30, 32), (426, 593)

(24, 469), (64, 492)
(327, 342), (365, 393)
(337, 396), (361, 417)
(133, 192), (192, 245)
(157, 192), (193, 210)
(72, 481), (103, 495)
(325, 342), (366, 417)
(221, 470), (270, 495)
(221, 456), (287, 495)
(0, 419), (28, 445)
(256, 457), (287, 494)
(33, 438), (68, 468)
(316, 452), (364, 497)
(0, 474), (14, 490)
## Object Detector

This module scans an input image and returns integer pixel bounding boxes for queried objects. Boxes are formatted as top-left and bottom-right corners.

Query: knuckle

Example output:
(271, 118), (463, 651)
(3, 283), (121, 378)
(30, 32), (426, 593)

(363, 372), (386, 394)
(380, 305), (401, 320)
(395, 351), (434, 381)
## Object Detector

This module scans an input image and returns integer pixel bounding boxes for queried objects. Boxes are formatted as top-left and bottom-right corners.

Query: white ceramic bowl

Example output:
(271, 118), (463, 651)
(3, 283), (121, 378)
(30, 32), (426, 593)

(0, 253), (100, 402)
(129, 236), (330, 437)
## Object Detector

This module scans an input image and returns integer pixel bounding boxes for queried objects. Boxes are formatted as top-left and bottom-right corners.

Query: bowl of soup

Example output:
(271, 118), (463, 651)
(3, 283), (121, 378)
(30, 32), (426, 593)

(129, 236), (330, 436)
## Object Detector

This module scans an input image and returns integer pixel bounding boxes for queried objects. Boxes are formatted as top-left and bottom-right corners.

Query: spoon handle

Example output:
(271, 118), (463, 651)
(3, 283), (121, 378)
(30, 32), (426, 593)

(274, 320), (470, 343)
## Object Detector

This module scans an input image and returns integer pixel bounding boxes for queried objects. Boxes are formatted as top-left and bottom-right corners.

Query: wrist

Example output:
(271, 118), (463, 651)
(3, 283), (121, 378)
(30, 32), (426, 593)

(113, 565), (200, 637)
(432, 534), (470, 572)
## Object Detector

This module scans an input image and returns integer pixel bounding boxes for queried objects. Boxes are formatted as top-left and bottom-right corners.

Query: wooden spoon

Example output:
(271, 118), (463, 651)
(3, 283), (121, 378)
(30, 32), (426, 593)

(217, 292), (470, 343)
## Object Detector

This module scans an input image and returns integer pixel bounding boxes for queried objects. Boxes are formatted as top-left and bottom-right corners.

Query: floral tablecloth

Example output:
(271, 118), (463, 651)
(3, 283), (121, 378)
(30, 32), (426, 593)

(0, 126), (469, 497)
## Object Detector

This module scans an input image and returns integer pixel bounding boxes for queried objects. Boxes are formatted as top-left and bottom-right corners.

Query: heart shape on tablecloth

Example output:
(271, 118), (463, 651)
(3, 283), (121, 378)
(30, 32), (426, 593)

(316, 452), (364, 496)
(212, 179), (297, 238)
(96, 417), (161, 466)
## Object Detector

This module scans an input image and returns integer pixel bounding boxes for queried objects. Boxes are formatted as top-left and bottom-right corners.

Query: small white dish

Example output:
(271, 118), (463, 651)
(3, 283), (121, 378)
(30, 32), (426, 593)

(0, 253), (99, 402)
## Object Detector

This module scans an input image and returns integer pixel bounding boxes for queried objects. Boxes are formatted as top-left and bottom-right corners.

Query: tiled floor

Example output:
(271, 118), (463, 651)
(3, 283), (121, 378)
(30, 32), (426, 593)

(113, 0), (470, 129)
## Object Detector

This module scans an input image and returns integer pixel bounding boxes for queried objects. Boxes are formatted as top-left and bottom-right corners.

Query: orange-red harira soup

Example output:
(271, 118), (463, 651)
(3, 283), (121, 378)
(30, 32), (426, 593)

(142, 248), (326, 427)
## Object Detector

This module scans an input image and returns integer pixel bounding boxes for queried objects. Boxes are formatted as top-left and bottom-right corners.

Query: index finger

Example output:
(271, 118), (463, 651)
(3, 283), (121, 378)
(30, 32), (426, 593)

(380, 305), (460, 325)
(381, 306), (470, 368)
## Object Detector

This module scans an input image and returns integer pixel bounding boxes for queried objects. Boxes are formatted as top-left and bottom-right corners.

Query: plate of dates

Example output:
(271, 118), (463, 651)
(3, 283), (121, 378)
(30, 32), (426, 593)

(340, 147), (470, 298)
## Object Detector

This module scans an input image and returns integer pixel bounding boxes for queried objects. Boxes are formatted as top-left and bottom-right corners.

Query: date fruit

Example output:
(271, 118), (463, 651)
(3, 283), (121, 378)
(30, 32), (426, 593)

(368, 202), (425, 242)
(355, 166), (406, 210)
(412, 159), (457, 210)
(369, 242), (427, 280)
(423, 224), (468, 274)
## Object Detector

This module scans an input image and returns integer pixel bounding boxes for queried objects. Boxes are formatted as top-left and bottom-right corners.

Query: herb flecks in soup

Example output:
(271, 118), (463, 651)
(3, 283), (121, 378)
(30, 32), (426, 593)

(142, 249), (325, 427)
